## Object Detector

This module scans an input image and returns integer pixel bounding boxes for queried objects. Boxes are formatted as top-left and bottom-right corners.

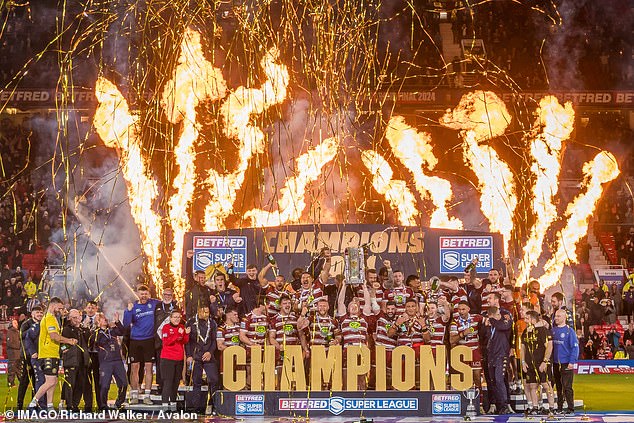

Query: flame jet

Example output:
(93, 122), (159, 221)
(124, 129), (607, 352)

(244, 137), (339, 226)
(439, 91), (516, 254)
(204, 48), (289, 231)
(516, 97), (575, 284)
(361, 150), (418, 225)
(161, 28), (227, 297)
(386, 116), (463, 230)
(537, 151), (619, 291)
(93, 78), (164, 288)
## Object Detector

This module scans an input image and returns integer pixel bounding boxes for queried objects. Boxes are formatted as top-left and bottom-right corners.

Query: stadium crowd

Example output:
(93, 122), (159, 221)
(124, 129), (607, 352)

(4, 245), (631, 417)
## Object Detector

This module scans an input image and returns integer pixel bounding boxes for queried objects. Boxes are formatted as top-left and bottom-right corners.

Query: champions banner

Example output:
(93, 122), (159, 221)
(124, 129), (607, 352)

(183, 224), (504, 279)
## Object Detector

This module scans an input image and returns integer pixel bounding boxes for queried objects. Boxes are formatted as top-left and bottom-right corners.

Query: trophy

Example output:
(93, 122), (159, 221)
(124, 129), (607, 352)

(463, 387), (480, 420)
(427, 276), (441, 301)
(344, 247), (365, 285)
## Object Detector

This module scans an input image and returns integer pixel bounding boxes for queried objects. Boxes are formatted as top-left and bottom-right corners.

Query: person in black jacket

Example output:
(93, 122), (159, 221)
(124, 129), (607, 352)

(185, 271), (213, 319)
(92, 312), (127, 410)
(18, 305), (45, 409)
(185, 305), (218, 415)
(17, 306), (46, 410)
(61, 309), (92, 412)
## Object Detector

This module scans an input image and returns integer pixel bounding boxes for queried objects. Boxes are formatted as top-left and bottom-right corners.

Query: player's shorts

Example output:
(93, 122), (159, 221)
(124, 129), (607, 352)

(525, 361), (553, 384)
(41, 358), (60, 376)
(128, 338), (155, 363)
(467, 348), (482, 370)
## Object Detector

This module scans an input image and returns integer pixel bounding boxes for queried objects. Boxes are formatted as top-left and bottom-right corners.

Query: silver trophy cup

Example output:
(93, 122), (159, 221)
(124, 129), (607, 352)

(463, 387), (480, 420)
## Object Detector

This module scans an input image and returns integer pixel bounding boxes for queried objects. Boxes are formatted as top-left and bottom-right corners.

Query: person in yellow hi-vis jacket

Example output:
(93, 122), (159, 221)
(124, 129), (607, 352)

(27, 297), (77, 411)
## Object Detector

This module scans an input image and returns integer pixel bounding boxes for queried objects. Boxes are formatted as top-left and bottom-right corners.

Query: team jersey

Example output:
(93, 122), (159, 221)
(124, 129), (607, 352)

(295, 280), (326, 311)
(240, 312), (269, 345)
(269, 312), (301, 346)
(427, 315), (449, 347)
(265, 285), (292, 319)
(39, 312), (61, 359)
(306, 313), (340, 348)
(354, 284), (383, 309)
(123, 298), (162, 341)
(395, 317), (426, 347)
(445, 287), (468, 319)
(217, 324), (241, 348)
(339, 314), (369, 347)
(521, 325), (551, 364)
(450, 313), (483, 351)
(374, 312), (398, 350)
(382, 286), (414, 314)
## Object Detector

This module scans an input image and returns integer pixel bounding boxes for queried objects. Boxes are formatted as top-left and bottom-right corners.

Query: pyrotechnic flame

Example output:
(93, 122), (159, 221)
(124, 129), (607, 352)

(439, 91), (516, 253)
(537, 151), (620, 292)
(361, 150), (418, 225)
(244, 137), (339, 226)
(204, 48), (289, 231)
(93, 78), (164, 288)
(161, 28), (227, 298)
(386, 116), (462, 229)
(516, 97), (574, 284)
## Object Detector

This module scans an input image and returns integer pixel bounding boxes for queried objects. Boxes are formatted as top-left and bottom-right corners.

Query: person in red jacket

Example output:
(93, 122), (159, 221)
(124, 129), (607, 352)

(160, 310), (190, 409)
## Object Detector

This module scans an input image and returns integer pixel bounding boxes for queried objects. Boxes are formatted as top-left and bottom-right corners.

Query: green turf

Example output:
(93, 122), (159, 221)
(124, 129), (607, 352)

(0, 373), (632, 412)
(573, 374), (634, 411)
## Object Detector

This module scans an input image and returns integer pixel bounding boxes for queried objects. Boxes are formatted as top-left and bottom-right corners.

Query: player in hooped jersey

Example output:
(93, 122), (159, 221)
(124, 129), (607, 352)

(388, 298), (431, 349)
(268, 295), (308, 366)
(298, 298), (341, 352)
(217, 308), (241, 352)
(295, 252), (330, 313)
(381, 269), (414, 315)
(239, 296), (269, 348)
(425, 296), (451, 349)
(337, 279), (373, 390)
(258, 262), (295, 319)
(450, 301), (485, 394)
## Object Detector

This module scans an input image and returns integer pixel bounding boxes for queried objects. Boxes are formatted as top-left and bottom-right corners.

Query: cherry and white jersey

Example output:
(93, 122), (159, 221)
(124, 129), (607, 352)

(269, 312), (301, 346)
(481, 284), (504, 309)
(427, 315), (448, 347)
(217, 323), (241, 348)
(382, 286), (414, 314)
(374, 312), (398, 350)
(394, 317), (426, 347)
(306, 313), (340, 348)
(445, 287), (468, 319)
(240, 312), (269, 345)
(295, 280), (326, 311)
(450, 313), (483, 351)
(339, 314), (369, 347)
(265, 285), (292, 319)
(354, 284), (383, 309)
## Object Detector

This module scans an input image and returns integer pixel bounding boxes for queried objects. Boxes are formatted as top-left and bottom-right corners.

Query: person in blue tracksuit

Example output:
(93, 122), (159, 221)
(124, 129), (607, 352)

(552, 309), (579, 416)
(92, 312), (127, 410)
(123, 285), (161, 404)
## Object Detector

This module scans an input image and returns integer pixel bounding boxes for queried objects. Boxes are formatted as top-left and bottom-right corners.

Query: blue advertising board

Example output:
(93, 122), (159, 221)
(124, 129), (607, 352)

(439, 236), (494, 274)
(431, 393), (462, 415)
(192, 235), (248, 274)
(184, 225), (503, 279)
(235, 394), (265, 415)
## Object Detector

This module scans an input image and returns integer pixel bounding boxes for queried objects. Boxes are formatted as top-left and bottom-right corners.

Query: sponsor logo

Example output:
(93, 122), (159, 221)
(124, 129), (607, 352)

(439, 236), (493, 274)
(235, 394), (265, 416)
(193, 236), (248, 273)
(278, 397), (418, 415)
(575, 361), (634, 375)
(431, 394), (461, 415)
